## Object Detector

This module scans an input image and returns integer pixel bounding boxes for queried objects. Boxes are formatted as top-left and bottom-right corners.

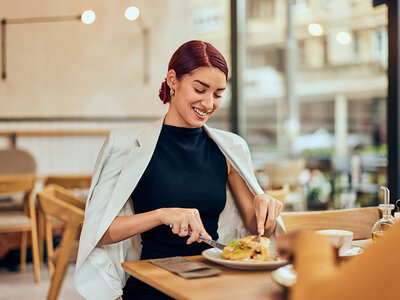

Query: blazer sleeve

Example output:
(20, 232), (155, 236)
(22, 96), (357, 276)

(85, 132), (113, 206)
(74, 131), (125, 300)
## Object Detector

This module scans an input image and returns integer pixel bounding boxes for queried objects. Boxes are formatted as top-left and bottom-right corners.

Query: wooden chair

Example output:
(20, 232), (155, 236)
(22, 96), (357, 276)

(38, 174), (91, 266)
(37, 184), (85, 300)
(281, 206), (382, 240)
(0, 174), (40, 282)
(43, 174), (92, 190)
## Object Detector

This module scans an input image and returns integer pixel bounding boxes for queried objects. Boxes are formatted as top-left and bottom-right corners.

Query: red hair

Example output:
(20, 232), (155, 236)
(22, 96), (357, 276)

(159, 40), (228, 104)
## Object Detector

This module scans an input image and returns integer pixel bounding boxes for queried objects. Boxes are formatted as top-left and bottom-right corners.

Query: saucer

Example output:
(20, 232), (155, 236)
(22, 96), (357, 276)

(271, 264), (296, 287)
(339, 246), (363, 258)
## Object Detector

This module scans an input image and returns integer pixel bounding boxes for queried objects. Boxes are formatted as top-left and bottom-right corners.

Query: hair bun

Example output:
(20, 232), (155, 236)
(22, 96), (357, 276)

(158, 80), (170, 104)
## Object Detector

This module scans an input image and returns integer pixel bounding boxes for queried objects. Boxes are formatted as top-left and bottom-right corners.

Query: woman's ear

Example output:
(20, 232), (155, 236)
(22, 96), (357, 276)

(166, 69), (178, 91)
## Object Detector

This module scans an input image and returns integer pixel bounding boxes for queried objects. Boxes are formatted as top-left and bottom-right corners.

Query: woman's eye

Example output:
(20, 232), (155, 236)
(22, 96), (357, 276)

(195, 88), (205, 94)
(214, 94), (222, 99)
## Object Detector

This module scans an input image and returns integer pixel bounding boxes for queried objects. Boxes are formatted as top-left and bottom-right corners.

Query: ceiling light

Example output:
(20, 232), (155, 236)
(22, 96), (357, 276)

(125, 7), (140, 21)
(81, 10), (95, 24)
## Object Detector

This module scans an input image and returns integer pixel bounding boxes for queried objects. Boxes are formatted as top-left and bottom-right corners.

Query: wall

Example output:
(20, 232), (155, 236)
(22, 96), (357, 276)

(0, 0), (193, 117)
(0, 0), (197, 175)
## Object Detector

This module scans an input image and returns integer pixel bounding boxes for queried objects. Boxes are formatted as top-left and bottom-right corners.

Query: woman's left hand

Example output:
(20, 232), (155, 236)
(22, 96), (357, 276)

(254, 194), (283, 237)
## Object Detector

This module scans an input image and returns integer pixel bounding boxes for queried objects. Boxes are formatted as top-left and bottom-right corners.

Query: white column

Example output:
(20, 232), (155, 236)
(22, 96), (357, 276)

(334, 93), (348, 156)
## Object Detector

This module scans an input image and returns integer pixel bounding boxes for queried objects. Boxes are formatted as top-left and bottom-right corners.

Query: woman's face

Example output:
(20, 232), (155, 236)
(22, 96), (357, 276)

(165, 66), (226, 128)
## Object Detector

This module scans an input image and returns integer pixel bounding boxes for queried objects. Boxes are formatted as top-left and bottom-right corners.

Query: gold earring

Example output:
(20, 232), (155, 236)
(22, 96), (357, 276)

(170, 89), (175, 97)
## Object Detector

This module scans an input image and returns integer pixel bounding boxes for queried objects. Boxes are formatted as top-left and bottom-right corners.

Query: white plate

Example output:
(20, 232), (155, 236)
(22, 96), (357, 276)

(271, 264), (296, 287)
(202, 248), (288, 270)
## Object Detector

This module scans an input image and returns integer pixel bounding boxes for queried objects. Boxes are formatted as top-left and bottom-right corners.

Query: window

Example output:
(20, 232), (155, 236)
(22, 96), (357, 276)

(244, 0), (388, 211)
(248, 0), (275, 19)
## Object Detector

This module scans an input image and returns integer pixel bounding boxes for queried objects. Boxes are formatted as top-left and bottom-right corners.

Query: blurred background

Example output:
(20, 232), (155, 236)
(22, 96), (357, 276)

(1, 0), (393, 212)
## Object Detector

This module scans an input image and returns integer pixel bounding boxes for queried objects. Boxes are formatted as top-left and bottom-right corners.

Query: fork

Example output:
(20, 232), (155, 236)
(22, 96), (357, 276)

(251, 233), (262, 245)
(251, 233), (280, 260)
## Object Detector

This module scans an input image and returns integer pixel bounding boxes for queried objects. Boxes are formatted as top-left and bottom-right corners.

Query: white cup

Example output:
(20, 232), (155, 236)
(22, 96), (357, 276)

(315, 229), (354, 255)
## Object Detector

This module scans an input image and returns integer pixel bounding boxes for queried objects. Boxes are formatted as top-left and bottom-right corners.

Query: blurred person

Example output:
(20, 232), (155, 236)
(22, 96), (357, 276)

(276, 221), (400, 300)
(74, 40), (284, 300)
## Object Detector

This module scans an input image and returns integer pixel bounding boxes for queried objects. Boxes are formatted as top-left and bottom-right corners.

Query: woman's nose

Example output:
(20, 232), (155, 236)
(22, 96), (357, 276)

(201, 93), (213, 110)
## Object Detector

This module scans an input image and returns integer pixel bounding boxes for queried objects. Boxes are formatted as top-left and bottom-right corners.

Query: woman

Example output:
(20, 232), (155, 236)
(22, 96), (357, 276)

(74, 40), (285, 300)
(276, 221), (400, 300)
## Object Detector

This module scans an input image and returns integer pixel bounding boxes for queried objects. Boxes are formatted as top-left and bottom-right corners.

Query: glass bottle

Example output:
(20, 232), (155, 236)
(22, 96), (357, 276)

(371, 186), (395, 243)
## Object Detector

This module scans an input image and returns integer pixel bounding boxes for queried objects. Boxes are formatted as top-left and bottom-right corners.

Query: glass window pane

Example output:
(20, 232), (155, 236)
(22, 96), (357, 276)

(245, 0), (388, 211)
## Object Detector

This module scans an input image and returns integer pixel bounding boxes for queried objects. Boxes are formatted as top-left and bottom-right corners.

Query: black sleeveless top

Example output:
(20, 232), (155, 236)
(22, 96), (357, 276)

(131, 124), (228, 259)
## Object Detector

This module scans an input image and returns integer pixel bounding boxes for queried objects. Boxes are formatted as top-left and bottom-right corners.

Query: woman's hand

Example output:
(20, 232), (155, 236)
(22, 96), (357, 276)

(254, 194), (283, 237)
(157, 207), (212, 244)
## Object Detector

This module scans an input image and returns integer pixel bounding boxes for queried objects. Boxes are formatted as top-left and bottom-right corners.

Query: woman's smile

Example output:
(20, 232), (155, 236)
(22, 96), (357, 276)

(193, 107), (209, 119)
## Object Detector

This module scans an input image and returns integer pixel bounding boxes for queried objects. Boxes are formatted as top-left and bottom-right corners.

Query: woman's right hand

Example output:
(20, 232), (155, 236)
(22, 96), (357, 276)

(157, 207), (212, 244)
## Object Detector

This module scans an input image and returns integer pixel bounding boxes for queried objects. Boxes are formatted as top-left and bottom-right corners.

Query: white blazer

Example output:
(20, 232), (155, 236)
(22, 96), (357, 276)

(74, 116), (285, 300)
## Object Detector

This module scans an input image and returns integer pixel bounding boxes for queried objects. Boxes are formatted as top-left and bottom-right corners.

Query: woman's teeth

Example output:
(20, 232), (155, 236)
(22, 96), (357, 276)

(193, 107), (207, 116)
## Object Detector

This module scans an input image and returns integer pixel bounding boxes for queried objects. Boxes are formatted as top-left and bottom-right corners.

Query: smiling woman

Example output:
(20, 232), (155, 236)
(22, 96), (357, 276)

(74, 40), (285, 300)
(164, 66), (226, 128)
(159, 41), (228, 129)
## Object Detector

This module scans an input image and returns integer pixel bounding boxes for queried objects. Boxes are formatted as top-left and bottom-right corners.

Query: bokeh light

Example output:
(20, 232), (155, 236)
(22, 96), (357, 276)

(125, 6), (140, 21)
(336, 31), (352, 45)
(81, 10), (95, 24)
(308, 23), (324, 36)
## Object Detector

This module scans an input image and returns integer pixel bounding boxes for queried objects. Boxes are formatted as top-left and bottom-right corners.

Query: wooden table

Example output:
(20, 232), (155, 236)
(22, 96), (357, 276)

(122, 255), (287, 300)
(121, 239), (372, 300)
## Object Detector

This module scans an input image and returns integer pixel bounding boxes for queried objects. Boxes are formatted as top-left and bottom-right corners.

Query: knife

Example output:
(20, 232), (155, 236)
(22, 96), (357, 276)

(169, 225), (226, 251)
(197, 235), (226, 251)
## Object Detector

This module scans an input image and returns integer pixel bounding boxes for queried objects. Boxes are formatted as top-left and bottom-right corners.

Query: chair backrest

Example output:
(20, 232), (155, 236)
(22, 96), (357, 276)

(0, 174), (36, 212)
(0, 149), (36, 175)
(43, 175), (92, 190)
(0, 174), (36, 193)
(281, 207), (382, 240)
(37, 184), (86, 221)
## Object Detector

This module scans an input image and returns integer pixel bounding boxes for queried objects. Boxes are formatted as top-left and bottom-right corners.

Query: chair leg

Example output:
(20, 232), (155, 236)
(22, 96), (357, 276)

(38, 211), (45, 268)
(30, 219), (41, 283)
(47, 225), (79, 300)
(45, 215), (55, 277)
(20, 231), (28, 272)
